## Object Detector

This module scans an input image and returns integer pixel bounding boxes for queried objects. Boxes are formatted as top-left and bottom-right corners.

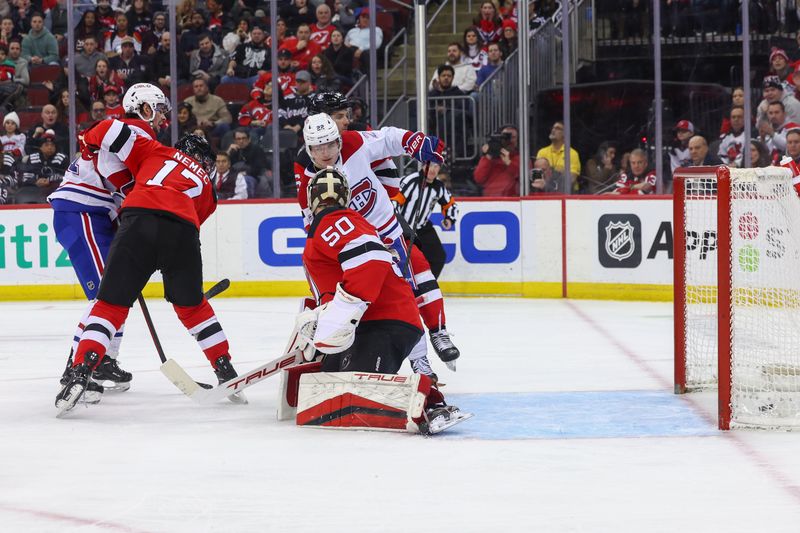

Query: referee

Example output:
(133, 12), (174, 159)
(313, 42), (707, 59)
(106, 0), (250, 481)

(393, 162), (458, 279)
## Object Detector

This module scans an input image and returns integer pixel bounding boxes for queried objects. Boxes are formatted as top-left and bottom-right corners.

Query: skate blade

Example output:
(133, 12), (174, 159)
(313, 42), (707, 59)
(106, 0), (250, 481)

(426, 411), (474, 435)
(445, 360), (457, 372)
(55, 384), (86, 418)
(83, 390), (102, 404)
(94, 380), (130, 393)
(226, 391), (248, 405)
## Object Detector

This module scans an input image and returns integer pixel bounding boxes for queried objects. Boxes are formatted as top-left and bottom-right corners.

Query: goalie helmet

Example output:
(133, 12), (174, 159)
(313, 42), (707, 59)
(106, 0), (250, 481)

(309, 92), (350, 115)
(303, 113), (341, 160)
(307, 166), (350, 213)
(122, 83), (171, 124)
(175, 134), (215, 174)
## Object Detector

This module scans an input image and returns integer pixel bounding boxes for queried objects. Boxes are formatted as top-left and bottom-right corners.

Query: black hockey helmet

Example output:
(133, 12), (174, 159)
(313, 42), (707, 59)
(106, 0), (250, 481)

(176, 133), (215, 174)
(309, 92), (350, 115)
(307, 166), (350, 212)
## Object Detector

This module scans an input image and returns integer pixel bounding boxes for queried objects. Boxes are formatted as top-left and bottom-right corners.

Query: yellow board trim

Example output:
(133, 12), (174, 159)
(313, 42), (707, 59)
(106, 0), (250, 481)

(0, 280), (675, 301)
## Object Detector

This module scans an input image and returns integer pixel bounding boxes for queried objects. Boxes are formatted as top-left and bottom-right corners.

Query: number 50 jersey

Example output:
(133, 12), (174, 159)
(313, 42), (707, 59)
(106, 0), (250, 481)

(82, 119), (217, 229)
(303, 206), (422, 329)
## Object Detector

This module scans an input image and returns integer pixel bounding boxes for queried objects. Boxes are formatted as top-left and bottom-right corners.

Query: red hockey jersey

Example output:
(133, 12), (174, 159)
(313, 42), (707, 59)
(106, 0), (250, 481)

(82, 119), (217, 228)
(303, 207), (421, 329)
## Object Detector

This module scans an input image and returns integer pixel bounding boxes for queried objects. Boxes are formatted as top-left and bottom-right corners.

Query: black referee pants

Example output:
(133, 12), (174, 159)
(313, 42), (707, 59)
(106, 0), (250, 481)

(414, 221), (447, 279)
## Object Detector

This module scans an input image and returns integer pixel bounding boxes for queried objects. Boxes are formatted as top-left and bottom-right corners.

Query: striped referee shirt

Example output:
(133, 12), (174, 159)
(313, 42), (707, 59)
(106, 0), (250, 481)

(393, 171), (458, 230)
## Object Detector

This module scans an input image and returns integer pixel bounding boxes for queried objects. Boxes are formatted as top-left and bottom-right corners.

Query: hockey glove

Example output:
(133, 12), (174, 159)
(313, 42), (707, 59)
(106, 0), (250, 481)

(313, 283), (369, 354)
(403, 132), (445, 164)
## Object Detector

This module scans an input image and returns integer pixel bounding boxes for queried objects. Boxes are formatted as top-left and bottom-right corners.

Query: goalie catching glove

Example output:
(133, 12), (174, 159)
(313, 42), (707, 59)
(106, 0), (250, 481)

(312, 283), (369, 355)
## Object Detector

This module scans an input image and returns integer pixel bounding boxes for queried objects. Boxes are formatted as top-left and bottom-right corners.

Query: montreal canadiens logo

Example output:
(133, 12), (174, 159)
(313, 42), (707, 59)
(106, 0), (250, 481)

(349, 178), (376, 216)
(604, 220), (635, 261)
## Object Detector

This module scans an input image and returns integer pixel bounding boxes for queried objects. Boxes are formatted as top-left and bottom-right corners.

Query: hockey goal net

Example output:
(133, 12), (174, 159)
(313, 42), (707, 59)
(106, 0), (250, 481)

(674, 165), (800, 429)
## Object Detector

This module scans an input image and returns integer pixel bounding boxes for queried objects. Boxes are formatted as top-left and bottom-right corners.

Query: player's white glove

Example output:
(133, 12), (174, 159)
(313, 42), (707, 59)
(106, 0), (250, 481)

(313, 283), (369, 354)
(294, 309), (320, 362)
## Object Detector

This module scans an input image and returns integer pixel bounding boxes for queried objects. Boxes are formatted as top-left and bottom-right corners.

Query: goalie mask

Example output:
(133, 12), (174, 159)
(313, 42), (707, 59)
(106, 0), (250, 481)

(307, 166), (350, 213)
(175, 134), (215, 175)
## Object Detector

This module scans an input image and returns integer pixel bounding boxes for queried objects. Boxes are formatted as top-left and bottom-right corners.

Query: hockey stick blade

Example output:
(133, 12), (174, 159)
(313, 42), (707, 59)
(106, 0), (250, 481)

(160, 352), (302, 405)
(204, 278), (230, 300)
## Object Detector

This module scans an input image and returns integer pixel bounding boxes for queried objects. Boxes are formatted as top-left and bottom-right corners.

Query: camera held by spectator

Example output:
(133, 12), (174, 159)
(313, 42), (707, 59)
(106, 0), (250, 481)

(484, 130), (514, 158)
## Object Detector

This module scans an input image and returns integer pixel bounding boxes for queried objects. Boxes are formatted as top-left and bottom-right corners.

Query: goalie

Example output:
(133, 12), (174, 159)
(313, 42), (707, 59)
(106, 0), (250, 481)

(295, 167), (467, 433)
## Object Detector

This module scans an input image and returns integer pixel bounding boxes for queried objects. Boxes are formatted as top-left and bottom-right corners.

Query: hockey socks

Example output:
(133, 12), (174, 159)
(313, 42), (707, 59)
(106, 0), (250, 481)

(73, 300), (130, 367)
(174, 298), (230, 366)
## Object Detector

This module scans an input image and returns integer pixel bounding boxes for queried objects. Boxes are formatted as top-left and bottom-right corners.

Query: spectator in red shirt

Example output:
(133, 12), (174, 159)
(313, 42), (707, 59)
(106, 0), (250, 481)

(610, 149), (655, 195)
(472, 1), (502, 43)
(102, 85), (124, 119)
(310, 3), (335, 49)
(473, 125), (522, 197)
(281, 22), (322, 71)
(88, 57), (125, 102)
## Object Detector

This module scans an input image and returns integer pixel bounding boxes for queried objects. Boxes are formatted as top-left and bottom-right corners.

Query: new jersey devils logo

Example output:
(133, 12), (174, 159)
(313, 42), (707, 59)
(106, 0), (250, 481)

(349, 178), (376, 216)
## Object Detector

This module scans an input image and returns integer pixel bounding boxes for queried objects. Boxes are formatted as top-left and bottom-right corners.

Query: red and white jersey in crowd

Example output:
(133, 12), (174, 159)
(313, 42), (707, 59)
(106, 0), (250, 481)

(309, 23), (335, 48)
(298, 127), (411, 243)
(48, 118), (156, 220)
(238, 100), (272, 127)
(83, 119), (217, 228)
(669, 144), (690, 173)
(251, 71), (296, 99)
(303, 206), (422, 328)
(0, 133), (25, 157)
(614, 169), (656, 195)
(718, 129), (746, 167)
(767, 121), (800, 154)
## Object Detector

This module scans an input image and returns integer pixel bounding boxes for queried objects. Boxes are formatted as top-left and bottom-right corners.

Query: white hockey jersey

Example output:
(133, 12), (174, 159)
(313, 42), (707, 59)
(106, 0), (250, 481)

(718, 129), (745, 167)
(47, 119), (156, 220)
(300, 127), (410, 244)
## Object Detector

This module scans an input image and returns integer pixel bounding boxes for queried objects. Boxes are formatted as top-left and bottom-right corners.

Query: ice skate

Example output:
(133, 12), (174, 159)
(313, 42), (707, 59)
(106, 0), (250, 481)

(410, 354), (438, 386)
(60, 369), (104, 405)
(213, 355), (248, 405)
(92, 355), (132, 392)
(430, 327), (459, 371)
(420, 404), (473, 435)
(55, 352), (100, 416)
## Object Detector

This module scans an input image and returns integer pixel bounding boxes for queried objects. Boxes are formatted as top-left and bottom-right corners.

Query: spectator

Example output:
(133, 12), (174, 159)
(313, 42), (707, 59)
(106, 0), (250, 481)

(152, 31), (175, 89)
(279, 69), (313, 134)
(105, 12), (142, 56)
(345, 8), (382, 73)
(227, 127), (269, 197)
(472, 1), (503, 43)
(102, 85), (124, 119)
(476, 42), (503, 86)
(611, 148), (656, 195)
(7, 39), (26, 89)
(251, 49), (297, 98)
(25, 104), (67, 153)
(11, 0), (33, 36)
(281, 22), (322, 71)
(429, 43), (476, 93)
(205, 0), (231, 44)
(761, 100), (799, 156)
(74, 35), (105, 78)
(332, 0), (356, 29)
(179, 10), (207, 57)
(769, 47), (794, 90)
(184, 77), (232, 138)
(463, 27), (487, 73)
(1, 110), (24, 157)
(528, 157), (561, 194)
(750, 139), (772, 168)
(126, 0), (153, 37)
(222, 17), (250, 55)
(81, 100), (106, 129)
(536, 121), (581, 188)
(688, 135), (722, 166)
(498, 18), (518, 58)
(280, 0), (316, 31)
(266, 18), (288, 49)
(429, 64), (464, 98)
(0, 16), (20, 49)
(718, 105), (746, 167)
(584, 141), (620, 193)
(310, 3), (335, 49)
(45, 0), (68, 46)
(157, 101), (197, 145)
(238, 79), (272, 134)
(785, 129), (800, 165)
(94, 0), (116, 30)
(474, 124), (522, 196)
(668, 119), (694, 174)
(16, 129), (67, 203)
(74, 11), (102, 54)
(224, 24), (270, 84)
(214, 151), (248, 200)
(109, 36), (150, 86)
(175, 0), (195, 32)
(55, 88), (88, 126)
(720, 86), (744, 134)
(189, 33), (228, 89)
(324, 28), (356, 86)
(309, 52), (340, 92)
(21, 12), (58, 66)
(0, 43), (19, 108)
(757, 75), (800, 125)
(140, 11), (167, 55)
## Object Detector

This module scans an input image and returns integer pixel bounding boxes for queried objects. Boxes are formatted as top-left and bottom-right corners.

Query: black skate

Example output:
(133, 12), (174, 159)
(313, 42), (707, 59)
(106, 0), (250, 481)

(213, 355), (248, 405)
(420, 404), (474, 435)
(55, 351), (100, 416)
(430, 327), (459, 371)
(60, 365), (104, 404)
(410, 355), (438, 386)
(92, 356), (132, 392)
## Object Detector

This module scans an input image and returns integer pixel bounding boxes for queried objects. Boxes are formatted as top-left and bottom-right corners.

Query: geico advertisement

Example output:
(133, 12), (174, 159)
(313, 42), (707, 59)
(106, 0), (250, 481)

(0, 207), (75, 283)
(243, 201), (524, 282)
(567, 199), (674, 284)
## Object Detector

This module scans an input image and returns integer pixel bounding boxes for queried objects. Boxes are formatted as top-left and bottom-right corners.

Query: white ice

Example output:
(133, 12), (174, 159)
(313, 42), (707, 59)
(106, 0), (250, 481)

(3, 297), (800, 532)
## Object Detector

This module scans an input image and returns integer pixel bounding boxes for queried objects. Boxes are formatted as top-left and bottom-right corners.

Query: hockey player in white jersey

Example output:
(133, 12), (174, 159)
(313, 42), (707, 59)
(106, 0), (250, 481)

(48, 83), (171, 401)
(299, 113), (460, 382)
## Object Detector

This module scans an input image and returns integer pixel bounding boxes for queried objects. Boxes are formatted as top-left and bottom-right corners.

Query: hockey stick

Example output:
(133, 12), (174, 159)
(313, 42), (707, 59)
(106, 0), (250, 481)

(400, 161), (430, 277)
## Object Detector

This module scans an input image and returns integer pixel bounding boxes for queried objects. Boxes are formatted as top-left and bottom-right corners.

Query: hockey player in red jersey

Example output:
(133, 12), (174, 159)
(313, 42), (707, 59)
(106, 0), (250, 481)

(296, 167), (466, 432)
(55, 130), (240, 415)
(299, 108), (460, 383)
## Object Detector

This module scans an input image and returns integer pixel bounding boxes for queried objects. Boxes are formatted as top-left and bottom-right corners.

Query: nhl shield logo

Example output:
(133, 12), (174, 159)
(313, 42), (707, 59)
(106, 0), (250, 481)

(605, 221), (635, 261)
(598, 214), (642, 268)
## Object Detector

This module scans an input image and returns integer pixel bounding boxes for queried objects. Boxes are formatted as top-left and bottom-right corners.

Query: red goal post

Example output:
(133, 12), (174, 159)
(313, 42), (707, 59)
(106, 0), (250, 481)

(674, 165), (800, 430)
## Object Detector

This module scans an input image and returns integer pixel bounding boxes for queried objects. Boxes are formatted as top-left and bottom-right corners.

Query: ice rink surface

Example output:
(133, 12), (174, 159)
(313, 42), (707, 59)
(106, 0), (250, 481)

(3, 296), (800, 532)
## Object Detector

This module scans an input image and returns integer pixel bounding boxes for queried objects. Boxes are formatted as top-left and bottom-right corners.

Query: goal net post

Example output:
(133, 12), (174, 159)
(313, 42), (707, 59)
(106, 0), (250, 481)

(674, 165), (800, 430)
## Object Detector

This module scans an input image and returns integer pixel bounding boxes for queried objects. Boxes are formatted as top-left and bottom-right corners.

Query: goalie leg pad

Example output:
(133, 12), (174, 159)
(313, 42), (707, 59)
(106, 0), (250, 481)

(278, 361), (322, 421)
(296, 372), (430, 432)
